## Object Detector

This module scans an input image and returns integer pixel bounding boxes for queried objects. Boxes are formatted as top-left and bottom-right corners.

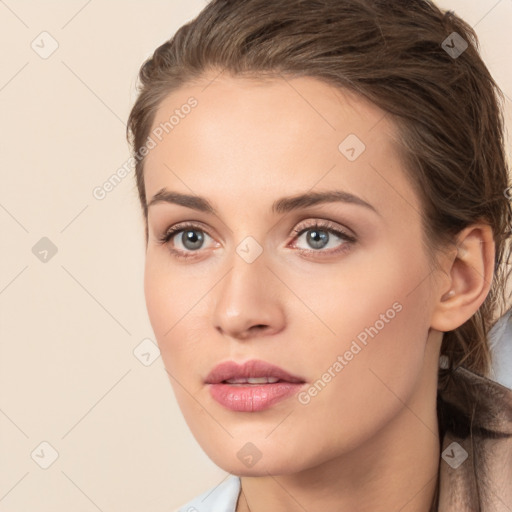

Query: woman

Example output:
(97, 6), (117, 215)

(126, 0), (512, 510)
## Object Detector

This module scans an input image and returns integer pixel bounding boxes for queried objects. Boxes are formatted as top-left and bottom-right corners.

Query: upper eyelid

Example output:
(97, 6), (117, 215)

(293, 219), (355, 236)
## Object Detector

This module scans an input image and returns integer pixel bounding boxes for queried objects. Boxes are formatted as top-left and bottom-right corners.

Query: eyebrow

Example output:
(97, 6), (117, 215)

(147, 188), (379, 216)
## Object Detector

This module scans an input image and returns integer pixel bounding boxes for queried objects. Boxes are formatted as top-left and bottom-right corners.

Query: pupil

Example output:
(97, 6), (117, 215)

(183, 230), (203, 250)
(308, 229), (328, 249)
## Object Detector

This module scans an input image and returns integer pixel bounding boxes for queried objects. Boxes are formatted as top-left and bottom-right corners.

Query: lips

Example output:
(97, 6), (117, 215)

(204, 359), (305, 384)
(205, 359), (306, 412)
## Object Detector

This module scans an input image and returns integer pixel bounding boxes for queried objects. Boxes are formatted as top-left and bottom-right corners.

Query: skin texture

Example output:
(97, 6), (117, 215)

(142, 73), (495, 512)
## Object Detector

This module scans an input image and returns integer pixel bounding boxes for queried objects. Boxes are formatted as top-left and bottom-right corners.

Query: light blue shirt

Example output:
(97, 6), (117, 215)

(176, 475), (241, 512)
(488, 307), (512, 389)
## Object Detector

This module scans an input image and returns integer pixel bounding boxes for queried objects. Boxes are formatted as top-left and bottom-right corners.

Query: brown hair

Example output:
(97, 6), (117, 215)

(126, 0), (512, 378)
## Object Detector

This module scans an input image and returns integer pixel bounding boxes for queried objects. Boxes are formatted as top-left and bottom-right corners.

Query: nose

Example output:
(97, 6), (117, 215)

(212, 252), (286, 340)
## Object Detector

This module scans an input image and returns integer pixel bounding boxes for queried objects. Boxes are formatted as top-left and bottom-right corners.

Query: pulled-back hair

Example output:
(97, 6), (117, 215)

(127, 0), (512, 378)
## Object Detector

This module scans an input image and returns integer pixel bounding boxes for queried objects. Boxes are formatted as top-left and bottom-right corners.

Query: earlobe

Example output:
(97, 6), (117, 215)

(430, 223), (495, 332)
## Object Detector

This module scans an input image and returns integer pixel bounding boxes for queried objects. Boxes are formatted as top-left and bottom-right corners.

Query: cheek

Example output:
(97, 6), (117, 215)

(291, 253), (433, 438)
(144, 255), (171, 343)
(143, 251), (216, 380)
(144, 254), (190, 362)
(345, 248), (431, 372)
(288, 235), (431, 355)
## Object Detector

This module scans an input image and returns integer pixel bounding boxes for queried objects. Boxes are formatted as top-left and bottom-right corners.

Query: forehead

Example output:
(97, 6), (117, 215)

(149, 73), (393, 146)
(143, 73), (419, 220)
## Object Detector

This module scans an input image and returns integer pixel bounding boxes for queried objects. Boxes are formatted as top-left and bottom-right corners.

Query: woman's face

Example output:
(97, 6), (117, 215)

(143, 74), (444, 475)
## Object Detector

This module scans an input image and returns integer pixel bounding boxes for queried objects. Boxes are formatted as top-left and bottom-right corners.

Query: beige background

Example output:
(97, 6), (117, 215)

(0, 1), (510, 510)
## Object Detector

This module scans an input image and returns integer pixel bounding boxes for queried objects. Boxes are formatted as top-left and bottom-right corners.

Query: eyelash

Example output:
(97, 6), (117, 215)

(156, 220), (357, 261)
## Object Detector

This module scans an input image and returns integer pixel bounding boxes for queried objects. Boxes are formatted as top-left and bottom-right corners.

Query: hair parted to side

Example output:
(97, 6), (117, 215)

(127, 0), (512, 378)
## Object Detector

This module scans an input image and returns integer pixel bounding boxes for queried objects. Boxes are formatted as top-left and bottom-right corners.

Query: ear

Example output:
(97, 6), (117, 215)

(430, 223), (495, 332)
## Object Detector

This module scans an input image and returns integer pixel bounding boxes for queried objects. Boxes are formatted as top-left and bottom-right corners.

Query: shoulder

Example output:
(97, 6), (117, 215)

(437, 366), (512, 509)
(174, 475), (241, 512)
(438, 364), (512, 434)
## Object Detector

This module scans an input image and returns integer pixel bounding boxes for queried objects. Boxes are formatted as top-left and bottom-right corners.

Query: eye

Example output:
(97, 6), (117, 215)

(290, 220), (356, 256)
(156, 219), (357, 261)
(156, 222), (216, 260)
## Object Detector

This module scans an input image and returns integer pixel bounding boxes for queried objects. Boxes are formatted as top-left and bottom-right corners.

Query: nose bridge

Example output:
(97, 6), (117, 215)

(213, 242), (283, 337)
(217, 246), (268, 316)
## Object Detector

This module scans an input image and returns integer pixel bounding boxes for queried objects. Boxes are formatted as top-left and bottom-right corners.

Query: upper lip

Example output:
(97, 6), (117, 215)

(205, 359), (306, 384)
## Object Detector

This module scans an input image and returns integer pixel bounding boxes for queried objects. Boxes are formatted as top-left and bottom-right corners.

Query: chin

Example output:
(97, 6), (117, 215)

(215, 458), (300, 477)
(199, 439), (311, 477)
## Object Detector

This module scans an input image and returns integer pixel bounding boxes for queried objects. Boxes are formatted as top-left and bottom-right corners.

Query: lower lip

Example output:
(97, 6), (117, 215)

(208, 382), (305, 412)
